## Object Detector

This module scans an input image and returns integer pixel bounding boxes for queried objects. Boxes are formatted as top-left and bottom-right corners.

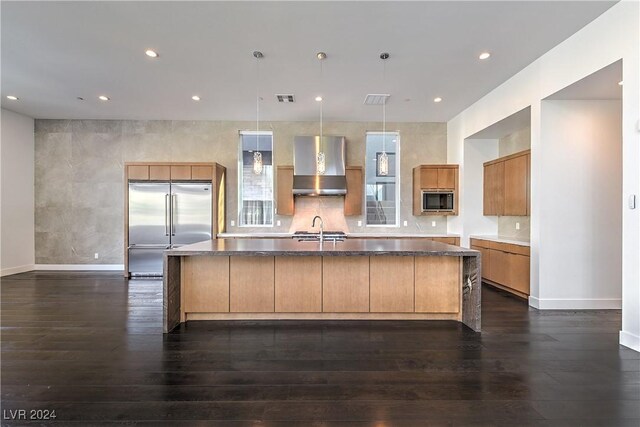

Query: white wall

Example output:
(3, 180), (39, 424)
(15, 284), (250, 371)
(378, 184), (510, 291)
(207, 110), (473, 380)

(460, 139), (499, 247)
(1, 109), (35, 276)
(538, 100), (622, 307)
(447, 1), (639, 351)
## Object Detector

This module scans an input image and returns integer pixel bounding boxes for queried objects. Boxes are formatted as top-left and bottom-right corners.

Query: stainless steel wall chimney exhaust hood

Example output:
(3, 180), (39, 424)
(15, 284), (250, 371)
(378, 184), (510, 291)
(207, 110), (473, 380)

(293, 136), (347, 196)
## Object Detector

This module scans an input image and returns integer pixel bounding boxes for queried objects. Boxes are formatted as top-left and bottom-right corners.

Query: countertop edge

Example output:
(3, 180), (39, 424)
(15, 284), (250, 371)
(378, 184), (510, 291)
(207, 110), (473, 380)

(469, 235), (530, 247)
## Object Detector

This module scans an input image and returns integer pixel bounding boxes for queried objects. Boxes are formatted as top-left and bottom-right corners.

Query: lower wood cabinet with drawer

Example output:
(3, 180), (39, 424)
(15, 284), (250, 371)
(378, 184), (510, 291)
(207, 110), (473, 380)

(470, 238), (530, 298)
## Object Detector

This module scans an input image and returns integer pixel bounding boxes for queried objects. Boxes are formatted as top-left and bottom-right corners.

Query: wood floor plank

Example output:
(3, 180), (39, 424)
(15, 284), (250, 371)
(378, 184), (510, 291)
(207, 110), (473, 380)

(0, 271), (637, 424)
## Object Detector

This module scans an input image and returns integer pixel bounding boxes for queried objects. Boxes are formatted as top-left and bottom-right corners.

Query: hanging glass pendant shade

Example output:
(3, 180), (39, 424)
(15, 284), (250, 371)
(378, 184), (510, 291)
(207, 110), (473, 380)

(316, 151), (326, 175)
(253, 151), (263, 175)
(378, 151), (389, 176)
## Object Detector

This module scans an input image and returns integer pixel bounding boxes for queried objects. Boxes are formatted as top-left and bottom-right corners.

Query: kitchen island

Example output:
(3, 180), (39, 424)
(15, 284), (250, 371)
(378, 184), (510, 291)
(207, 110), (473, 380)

(163, 239), (481, 332)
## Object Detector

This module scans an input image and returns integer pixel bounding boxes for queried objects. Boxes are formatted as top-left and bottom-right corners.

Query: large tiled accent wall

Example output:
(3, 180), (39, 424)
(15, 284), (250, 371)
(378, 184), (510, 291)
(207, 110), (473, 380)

(34, 120), (447, 264)
(498, 126), (531, 239)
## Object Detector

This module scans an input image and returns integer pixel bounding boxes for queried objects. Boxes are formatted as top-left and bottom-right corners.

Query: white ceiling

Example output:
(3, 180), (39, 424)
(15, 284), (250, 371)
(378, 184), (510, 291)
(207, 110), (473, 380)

(1, 1), (617, 122)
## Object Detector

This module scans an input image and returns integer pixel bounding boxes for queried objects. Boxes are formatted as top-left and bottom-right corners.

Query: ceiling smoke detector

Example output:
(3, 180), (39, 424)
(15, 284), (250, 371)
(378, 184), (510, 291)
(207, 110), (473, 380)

(276, 94), (295, 103)
(364, 94), (390, 105)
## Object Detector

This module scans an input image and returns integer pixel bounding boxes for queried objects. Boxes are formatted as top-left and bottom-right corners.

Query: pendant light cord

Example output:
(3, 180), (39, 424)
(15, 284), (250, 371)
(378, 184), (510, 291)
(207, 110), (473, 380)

(382, 56), (386, 153)
(256, 55), (260, 152)
(320, 58), (323, 148)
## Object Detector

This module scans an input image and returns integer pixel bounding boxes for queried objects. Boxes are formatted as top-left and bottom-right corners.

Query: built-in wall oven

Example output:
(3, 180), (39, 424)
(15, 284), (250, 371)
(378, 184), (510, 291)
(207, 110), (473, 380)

(422, 191), (455, 213)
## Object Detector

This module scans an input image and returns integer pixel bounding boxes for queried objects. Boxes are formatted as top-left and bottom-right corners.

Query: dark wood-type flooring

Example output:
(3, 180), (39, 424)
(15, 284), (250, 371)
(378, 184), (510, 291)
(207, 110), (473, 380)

(1, 271), (638, 426)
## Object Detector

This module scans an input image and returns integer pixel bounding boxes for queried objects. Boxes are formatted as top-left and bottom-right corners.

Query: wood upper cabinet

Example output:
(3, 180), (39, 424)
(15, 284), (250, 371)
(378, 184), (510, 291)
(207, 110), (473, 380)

(503, 154), (529, 215)
(276, 166), (294, 216)
(483, 162), (504, 216)
(437, 168), (456, 190)
(192, 165), (213, 180)
(149, 165), (171, 180)
(413, 164), (459, 216)
(420, 168), (439, 189)
(344, 166), (363, 216)
(483, 150), (529, 216)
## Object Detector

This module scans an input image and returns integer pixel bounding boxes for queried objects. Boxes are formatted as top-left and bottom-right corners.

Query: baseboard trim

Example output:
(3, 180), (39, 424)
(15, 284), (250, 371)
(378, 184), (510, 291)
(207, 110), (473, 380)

(528, 296), (621, 310)
(619, 330), (640, 352)
(1, 264), (35, 277)
(35, 264), (125, 271)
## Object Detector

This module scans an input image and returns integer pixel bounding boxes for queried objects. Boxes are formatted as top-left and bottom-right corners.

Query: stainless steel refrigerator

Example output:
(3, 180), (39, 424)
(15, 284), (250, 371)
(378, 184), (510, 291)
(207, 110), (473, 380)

(128, 182), (212, 277)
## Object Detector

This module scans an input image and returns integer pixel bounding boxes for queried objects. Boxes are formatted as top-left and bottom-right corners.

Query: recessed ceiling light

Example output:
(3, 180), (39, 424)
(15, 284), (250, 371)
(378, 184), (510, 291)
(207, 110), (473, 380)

(433, 97), (442, 103)
(98, 95), (109, 101)
(145, 49), (159, 58)
(6, 95), (18, 100)
(618, 80), (623, 86)
(479, 52), (491, 60)
(315, 96), (323, 102)
(191, 95), (201, 101)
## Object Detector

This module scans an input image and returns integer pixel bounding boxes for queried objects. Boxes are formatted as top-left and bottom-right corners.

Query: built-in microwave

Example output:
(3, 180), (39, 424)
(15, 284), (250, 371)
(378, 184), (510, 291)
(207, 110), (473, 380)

(422, 191), (455, 213)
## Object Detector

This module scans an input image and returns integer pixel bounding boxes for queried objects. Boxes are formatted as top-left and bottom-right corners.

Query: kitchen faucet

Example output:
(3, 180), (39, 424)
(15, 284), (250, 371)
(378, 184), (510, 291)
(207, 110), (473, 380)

(312, 215), (324, 242)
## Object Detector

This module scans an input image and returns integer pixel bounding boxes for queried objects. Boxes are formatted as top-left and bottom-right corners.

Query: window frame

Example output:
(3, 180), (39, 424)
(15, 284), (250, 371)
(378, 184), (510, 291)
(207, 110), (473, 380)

(237, 130), (275, 228)
(365, 131), (401, 228)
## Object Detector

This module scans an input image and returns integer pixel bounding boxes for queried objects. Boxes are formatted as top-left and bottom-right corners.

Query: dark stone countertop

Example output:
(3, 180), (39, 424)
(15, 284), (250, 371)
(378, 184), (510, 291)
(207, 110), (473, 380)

(166, 238), (479, 257)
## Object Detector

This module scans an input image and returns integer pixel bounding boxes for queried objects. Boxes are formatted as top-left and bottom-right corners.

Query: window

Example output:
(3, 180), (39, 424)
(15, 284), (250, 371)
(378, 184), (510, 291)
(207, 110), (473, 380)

(365, 132), (400, 226)
(238, 131), (274, 226)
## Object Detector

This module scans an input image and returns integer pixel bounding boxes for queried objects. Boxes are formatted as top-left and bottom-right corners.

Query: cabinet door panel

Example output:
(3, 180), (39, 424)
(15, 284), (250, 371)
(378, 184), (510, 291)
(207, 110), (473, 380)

(471, 246), (491, 281)
(484, 162), (505, 215)
(415, 257), (460, 313)
(128, 165), (149, 180)
(490, 250), (509, 285)
(149, 165), (171, 180)
(504, 155), (528, 215)
(370, 256), (414, 312)
(192, 165), (213, 180)
(171, 165), (192, 180)
(344, 167), (363, 216)
(420, 168), (439, 189)
(230, 257), (275, 312)
(323, 257), (369, 312)
(508, 253), (530, 295)
(183, 256), (230, 312)
(276, 166), (294, 215)
(437, 168), (456, 189)
(275, 257), (322, 312)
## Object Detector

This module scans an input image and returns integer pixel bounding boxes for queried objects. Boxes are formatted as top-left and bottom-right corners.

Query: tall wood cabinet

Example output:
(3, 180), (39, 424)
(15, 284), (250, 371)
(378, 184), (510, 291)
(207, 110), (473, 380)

(124, 162), (226, 276)
(412, 164), (459, 216)
(483, 150), (530, 216)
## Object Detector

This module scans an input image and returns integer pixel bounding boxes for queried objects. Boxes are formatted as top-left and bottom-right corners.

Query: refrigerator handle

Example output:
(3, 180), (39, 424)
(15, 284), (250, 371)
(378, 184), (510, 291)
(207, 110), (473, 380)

(164, 194), (170, 236)
(171, 194), (177, 236)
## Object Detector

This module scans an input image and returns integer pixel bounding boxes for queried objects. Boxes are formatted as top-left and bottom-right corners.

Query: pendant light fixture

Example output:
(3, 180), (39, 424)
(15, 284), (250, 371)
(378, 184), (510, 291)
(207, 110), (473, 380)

(253, 50), (264, 175)
(316, 52), (327, 175)
(378, 52), (390, 176)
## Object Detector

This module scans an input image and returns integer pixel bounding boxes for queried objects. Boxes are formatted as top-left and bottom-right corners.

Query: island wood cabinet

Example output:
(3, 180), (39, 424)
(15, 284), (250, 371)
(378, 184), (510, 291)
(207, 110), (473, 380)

(179, 255), (461, 316)
(470, 238), (530, 298)
(412, 164), (459, 216)
(276, 165), (363, 216)
(483, 150), (530, 216)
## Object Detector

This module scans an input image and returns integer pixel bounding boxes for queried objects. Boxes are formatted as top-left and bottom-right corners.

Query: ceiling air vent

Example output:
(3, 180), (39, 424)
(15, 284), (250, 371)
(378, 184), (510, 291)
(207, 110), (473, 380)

(276, 94), (295, 103)
(364, 94), (390, 105)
